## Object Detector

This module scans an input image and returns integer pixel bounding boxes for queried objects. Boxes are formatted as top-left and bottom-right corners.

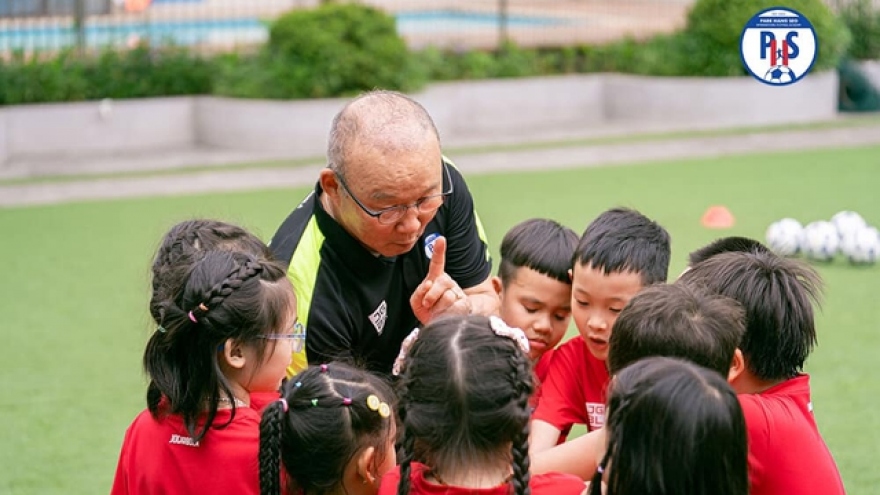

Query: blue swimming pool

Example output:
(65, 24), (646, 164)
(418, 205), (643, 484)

(396, 10), (572, 33)
(0, 10), (571, 52)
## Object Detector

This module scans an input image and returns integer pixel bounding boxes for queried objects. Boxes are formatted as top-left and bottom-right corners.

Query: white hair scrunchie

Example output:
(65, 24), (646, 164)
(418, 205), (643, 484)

(392, 327), (420, 377)
(489, 315), (530, 354)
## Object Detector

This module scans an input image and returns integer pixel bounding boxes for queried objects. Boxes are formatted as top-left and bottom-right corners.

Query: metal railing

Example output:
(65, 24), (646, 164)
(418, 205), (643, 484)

(11, 0), (856, 56)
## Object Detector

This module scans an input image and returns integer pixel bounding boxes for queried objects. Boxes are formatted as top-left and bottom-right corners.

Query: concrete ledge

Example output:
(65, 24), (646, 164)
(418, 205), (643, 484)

(416, 75), (606, 146)
(604, 71), (839, 127)
(3, 97), (195, 159)
(0, 72), (843, 175)
(195, 97), (338, 156)
(0, 110), (7, 169)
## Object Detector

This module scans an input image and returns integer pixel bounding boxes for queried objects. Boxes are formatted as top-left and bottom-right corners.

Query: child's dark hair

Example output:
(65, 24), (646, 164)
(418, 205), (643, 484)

(143, 250), (292, 442)
(395, 315), (534, 495)
(259, 362), (396, 495)
(678, 251), (823, 381)
(608, 283), (745, 377)
(574, 207), (671, 284)
(150, 219), (274, 326)
(498, 218), (578, 285)
(591, 357), (748, 495)
(688, 236), (771, 267)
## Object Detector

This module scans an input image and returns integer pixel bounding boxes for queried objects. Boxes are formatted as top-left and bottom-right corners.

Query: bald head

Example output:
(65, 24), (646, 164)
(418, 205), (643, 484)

(327, 90), (441, 176)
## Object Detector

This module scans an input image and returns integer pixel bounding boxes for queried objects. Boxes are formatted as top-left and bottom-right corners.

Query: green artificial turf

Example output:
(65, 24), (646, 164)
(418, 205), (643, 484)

(1, 144), (878, 494)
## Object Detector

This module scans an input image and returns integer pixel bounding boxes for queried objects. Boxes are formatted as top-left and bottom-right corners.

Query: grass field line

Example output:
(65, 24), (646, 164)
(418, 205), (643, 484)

(1, 123), (879, 208)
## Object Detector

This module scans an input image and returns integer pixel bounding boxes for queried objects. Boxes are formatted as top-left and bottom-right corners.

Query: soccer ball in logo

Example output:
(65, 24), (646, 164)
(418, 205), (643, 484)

(800, 221), (840, 261)
(764, 65), (796, 84)
(765, 218), (803, 256)
(840, 226), (880, 265)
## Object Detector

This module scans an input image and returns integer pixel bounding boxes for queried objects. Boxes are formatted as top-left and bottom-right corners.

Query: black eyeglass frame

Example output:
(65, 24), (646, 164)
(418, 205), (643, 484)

(335, 161), (454, 225)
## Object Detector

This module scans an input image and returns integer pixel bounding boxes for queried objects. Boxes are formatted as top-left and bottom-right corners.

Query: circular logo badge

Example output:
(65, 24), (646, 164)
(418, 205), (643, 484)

(424, 233), (440, 259)
(740, 7), (818, 86)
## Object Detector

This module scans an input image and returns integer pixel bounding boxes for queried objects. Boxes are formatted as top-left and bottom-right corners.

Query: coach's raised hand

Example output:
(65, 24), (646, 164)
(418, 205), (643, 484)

(410, 236), (472, 325)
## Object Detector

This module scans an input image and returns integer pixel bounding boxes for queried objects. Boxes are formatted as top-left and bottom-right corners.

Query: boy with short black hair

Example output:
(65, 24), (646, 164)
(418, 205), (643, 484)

(607, 282), (745, 377)
(687, 236), (771, 268)
(492, 218), (579, 397)
(530, 207), (671, 453)
(678, 251), (845, 495)
(532, 280), (747, 479)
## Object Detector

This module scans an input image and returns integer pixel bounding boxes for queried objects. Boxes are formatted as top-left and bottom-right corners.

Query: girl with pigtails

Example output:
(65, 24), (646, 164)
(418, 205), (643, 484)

(258, 362), (398, 495)
(383, 314), (586, 495)
(112, 248), (300, 495)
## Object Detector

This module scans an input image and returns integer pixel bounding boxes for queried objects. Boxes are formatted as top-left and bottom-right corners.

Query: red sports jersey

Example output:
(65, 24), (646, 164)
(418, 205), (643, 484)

(111, 397), (272, 495)
(739, 374), (845, 495)
(529, 348), (556, 410)
(379, 462), (586, 495)
(532, 338), (609, 433)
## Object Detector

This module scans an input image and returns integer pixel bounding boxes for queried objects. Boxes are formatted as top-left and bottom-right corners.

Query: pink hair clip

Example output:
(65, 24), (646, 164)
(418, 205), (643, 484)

(392, 327), (420, 376)
(320, 364), (328, 373)
(278, 398), (288, 412)
(489, 316), (530, 354)
(342, 397), (352, 406)
(188, 311), (197, 323)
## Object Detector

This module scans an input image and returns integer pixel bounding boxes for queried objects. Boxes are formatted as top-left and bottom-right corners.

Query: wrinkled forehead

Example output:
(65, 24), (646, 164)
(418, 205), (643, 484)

(344, 132), (443, 199)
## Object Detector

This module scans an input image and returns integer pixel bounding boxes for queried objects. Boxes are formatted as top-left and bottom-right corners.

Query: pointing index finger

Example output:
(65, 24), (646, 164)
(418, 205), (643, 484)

(426, 236), (447, 280)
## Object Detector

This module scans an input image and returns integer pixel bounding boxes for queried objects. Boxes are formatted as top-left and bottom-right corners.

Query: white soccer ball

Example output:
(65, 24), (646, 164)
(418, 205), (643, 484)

(840, 226), (880, 265)
(800, 221), (840, 261)
(830, 210), (867, 240)
(765, 218), (803, 256)
(763, 65), (796, 84)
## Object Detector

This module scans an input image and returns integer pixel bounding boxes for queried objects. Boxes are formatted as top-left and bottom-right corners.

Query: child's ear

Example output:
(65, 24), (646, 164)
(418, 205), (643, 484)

(221, 339), (247, 370)
(355, 446), (378, 485)
(727, 348), (746, 389)
(491, 276), (503, 296)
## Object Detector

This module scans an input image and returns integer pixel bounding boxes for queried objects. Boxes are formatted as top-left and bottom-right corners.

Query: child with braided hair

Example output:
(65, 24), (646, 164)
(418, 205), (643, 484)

(258, 362), (398, 495)
(111, 249), (299, 495)
(382, 314), (586, 495)
(147, 218), (305, 406)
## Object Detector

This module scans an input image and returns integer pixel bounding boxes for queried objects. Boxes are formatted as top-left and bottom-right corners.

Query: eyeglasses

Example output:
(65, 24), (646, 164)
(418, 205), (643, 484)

(260, 321), (306, 354)
(335, 162), (454, 225)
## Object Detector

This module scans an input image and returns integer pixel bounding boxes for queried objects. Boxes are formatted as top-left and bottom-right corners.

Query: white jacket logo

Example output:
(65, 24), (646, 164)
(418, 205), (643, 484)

(369, 300), (388, 335)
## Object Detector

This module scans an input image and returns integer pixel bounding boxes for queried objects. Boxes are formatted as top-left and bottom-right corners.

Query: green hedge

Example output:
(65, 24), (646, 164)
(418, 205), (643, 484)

(838, 0), (880, 60)
(214, 2), (423, 99)
(0, 45), (214, 106)
(0, 45), (214, 105)
(0, 1), (867, 106)
(681, 0), (851, 76)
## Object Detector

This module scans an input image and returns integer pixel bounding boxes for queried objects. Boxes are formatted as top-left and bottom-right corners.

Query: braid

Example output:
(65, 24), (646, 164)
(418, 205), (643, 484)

(589, 451), (612, 495)
(194, 260), (264, 319)
(509, 347), (533, 495)
(396, 376), (414, 495)
(259, 401), (285, 495)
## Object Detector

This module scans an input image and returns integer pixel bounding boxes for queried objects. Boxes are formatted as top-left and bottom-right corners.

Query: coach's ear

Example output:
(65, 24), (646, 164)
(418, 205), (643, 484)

(319, 168), (342, 200)
(727, 348), (746, 387)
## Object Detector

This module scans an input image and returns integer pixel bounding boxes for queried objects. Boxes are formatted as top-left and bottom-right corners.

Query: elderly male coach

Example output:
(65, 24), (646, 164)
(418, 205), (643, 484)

(270, 90), (499, 375)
